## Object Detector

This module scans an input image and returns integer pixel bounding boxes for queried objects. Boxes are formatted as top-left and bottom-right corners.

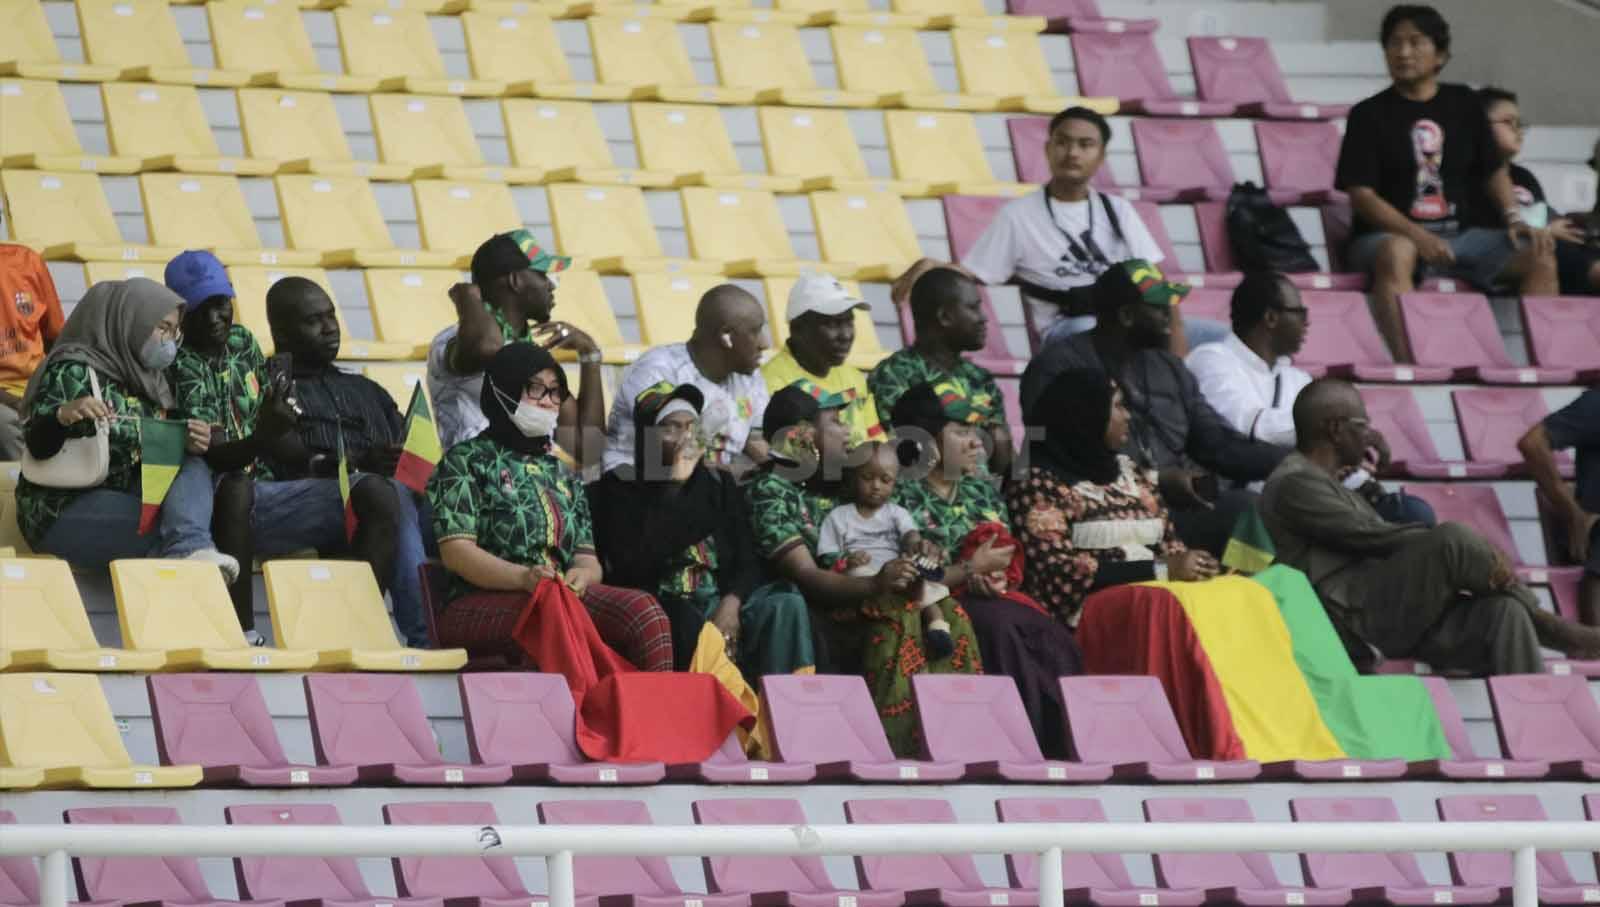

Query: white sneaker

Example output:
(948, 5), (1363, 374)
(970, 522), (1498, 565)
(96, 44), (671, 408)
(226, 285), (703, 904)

(186, 548), (241, 585)
(243, 629), (266, 647)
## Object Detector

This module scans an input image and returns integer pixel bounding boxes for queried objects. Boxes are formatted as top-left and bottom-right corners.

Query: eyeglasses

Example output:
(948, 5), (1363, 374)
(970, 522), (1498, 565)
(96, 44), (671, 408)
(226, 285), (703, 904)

(524, 382), (568, 404)
(155, 322), (184, 343)
(1489, 117), (1527, 133)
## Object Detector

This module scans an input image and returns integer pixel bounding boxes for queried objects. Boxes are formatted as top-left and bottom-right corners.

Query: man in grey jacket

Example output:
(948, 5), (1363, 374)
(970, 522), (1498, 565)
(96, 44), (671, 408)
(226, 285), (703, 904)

(1260, 379), (1600, 673)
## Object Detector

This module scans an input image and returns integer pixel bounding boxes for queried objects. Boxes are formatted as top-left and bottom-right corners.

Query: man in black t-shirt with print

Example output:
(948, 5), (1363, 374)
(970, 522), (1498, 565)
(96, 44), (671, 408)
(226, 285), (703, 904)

(1333, 4), (1557, 363)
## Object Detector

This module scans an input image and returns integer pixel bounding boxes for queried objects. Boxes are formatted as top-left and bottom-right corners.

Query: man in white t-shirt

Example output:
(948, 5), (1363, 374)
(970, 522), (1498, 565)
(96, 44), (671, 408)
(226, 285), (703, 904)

(601, 284), (772, 476)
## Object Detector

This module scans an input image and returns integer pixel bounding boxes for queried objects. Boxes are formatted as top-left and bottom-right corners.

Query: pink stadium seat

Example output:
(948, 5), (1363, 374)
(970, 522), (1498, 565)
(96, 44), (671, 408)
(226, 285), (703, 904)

(227, 804), (443, 907)
(1357, 387), (1506, 479)
(892, 284), (1024, 375)
(1, 810), (79, 907)
(1126, 201), (1241, 291)
(1549, 570), (1584, 623)
(932, 194), (1055, 366)
(304, 674), (512, 786)
(383, 802), (535, 907)
(694, 798), (902, 907)
(845, 798), (1036, 907)
(1177, 288), (1231, 325)
(1005, 0), (1156, 34)
(66, 805), (285, 907)
(1319, 203), (1465, 294)
(1068, 33), (1236, 117)
(539, 800), (748, 907)
(1058, 676), (1261, 781)
(996, 798), (1206, 907)
(1520, 296), (1600, 380)
(147, 674), (358, 788)
(1191, 202), (1365, 290)
(943, 194), (1014, 262)
(457, 672), (666, 784)
(1296, 291), (1451, 382)
(1402, 293), (1577, 384)
(761, 675), (964, 782)
(912, 674), (1113, 781)
(1486, 674), (1600, 779)
(670, 729), (818, 783)
(1436, 795), (1598, 905)
(1145, 799), (1351, 906)
(1400, 484), (1581, 583)
(1406, 676), (1549, 779)
(1451, 388), (1574, 477)
(1253, 121), (1342, 204)
(1130, 120), (1264, 203)
(1288, 798), (1499, 905)
(1185, 38), (1350, 120)
(1007, 117), (1177, 202)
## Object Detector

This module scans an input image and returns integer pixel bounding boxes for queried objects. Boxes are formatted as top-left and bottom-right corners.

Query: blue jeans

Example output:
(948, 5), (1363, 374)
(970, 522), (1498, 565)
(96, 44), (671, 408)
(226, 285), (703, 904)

(1374, 490), (1436, 528)
(1042, 315), (1230, 348)
(253, 475), (429, 647)
(36, 455), (217, 567)
(1347, 227), (1517, 290)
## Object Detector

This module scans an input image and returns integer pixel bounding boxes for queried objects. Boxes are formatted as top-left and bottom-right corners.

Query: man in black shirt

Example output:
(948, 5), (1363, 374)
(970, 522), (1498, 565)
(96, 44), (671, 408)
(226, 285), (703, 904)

(1333, 4), (1557, 362)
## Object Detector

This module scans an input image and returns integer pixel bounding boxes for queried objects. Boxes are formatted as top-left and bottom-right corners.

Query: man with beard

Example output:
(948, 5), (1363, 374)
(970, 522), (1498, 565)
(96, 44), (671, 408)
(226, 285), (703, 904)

(761, 273), (883, 449)
(1020, 260), (1285, 555)
(869, 267), (1013, 476)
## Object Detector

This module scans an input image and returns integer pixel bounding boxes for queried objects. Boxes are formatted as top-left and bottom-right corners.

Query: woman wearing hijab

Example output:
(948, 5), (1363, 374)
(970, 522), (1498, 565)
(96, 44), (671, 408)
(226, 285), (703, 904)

(16, 278), (233, 573)
(590, 381), (813, 676)
(891, 380), (1083, 757)
(1007, 368), (1220, 626)
(426, 342), (675, 670)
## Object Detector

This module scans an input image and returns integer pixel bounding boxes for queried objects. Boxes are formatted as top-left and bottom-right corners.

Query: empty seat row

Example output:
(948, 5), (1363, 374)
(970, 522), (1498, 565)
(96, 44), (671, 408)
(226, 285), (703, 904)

(4, 793), (1597, 907)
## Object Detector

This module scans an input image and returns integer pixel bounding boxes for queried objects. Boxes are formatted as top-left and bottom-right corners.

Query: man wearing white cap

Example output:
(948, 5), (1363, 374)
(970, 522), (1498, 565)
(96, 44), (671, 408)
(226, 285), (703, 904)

(761, 273), (883, 449)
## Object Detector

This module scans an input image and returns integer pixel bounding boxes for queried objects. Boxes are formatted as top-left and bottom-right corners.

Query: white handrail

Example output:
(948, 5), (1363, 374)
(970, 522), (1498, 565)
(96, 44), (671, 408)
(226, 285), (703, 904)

(5, 821), (1598, 907)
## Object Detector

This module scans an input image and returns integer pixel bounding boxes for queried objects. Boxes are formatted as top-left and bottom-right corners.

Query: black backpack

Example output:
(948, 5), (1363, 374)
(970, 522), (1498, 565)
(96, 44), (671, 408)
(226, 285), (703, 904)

(1224, 182), (1317, 272)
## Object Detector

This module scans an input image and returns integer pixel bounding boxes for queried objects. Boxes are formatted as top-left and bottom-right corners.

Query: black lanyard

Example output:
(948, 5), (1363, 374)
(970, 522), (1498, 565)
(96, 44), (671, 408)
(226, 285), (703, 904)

(1043, 187), (1110, 270)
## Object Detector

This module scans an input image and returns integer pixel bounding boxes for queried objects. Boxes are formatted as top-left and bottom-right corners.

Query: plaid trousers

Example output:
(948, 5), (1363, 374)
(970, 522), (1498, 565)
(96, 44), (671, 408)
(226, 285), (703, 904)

(437, 583), (675, 672)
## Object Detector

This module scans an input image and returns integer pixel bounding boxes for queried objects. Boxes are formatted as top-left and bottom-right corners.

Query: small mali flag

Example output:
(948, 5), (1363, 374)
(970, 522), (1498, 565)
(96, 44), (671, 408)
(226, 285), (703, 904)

(1221, 506), (1276, 575)
(137, 418), (187, 535)
(337, 432), (357, 543)
(394, 382), (442, 494)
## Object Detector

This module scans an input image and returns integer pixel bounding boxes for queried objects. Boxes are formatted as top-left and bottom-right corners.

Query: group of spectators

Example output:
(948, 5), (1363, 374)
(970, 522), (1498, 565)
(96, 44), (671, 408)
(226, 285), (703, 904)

(1, 3), (1596, 759)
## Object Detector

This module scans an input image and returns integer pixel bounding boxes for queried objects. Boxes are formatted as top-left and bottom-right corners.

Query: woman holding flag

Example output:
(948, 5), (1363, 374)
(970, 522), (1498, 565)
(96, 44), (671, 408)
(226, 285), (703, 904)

(14, 278), (231, 573)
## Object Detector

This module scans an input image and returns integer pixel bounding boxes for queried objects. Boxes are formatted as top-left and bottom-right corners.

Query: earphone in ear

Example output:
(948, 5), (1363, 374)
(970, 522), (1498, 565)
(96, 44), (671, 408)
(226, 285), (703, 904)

(721, 332), (733, 349)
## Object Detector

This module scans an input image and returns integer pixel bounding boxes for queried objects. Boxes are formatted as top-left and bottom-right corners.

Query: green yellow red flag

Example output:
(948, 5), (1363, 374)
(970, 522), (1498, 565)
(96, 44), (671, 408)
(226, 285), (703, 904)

(394, 383), (442, 494)
(137, 417), (186, 535)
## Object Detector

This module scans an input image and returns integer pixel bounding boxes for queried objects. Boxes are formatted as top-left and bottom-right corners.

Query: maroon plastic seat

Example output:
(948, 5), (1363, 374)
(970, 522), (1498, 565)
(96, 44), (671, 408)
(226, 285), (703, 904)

(693, 798), (904, 907)
(1144, 798), (1352, 906)
(1520, 296), (1600, 381)
(912, 674), (1113, 781)
(996, 798), (1205, 907)
(845, 798), (1036, 907)
(1296, 291), (1447, 380)
(1486, 674), (1600, 779)
(1288, 797), (1499, 905)
(1007, 116), (1179, 201)
(1253, 120), (1342, 205)
(1402, 293), (1577, 384)
(0, 810), (114, 907)
(1259, 753), (1408, 782)
(456, 671), (666, 784)
(1436, 795), (1599, 905)
(227, 804), (443, 907)
(1058, 676), (1261, 782)
(1186, 38), (1350, 120)
(1004, 0), (1156, 34)
(383, 801), (537, 907)
(668, 730), (817, 783)
(147, 674), (358, 788)
(1191, 202), (1365, 290)
(1131, 121), (1299, 205)
(304, 674), (512, 785)
(1451, 388), (1575, 478)
(762, 675), (964, 782)
(1069, 33), (1236, 117)
(1405, 676), (1549, 780)
(1402, 483), (1582, 586)
(539, 800), (747, 907)
(65, 806), (286, 907)
(1358, 387), (1507, 479)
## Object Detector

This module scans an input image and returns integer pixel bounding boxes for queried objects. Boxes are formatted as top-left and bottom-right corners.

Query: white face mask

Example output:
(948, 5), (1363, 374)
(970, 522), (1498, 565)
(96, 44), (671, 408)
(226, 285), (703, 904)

(493, 381), (559, 438)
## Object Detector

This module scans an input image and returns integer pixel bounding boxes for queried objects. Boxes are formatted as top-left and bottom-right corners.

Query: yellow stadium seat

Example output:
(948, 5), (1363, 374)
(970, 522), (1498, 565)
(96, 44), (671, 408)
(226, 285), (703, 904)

(237, 88), (412, 181)
(501, 99), (674, 187)
(334, 7), (504, 97)
(588, 15), (756, 104)
(756, 106), (929, 195)
(343, 0), (469, 14)
(75, 0), (251, 87)
(101, 83), (277, 177)
(82, 263), (161, 285)
(0, 2), (121, 82)
(770, 0), (931, 28)
(1, 558), (167, 672)
(412, 179), (522, 265)
(0, 482), (29, 557)
(226, 265), (415, 360)
(550, 270), (645, 365)
(630, 103), (801, 192)
(888, 0), (1044, 30)
(0, 78), (141, 173)
(830, 26), (998, 110)
(949, 27), (1116, 114)
(274, 174), (460, 269)
(680, 186), (854, 278)
(630, 272), (725, 345)
(362, 364), (431, 412)
(0, 549), (12, 559)
(706, 20), (880, 108)
(364, 267), (462, 356)
(0, 673), (202, 789)
(547, 183), (722, 274)
(461, 10), (632, 100)
(138, 173), (321, 267)
(0, 170), (181, 263)
(809, 189), (923, 280)
(368, 93), (543, 183)
(110, 559), (319, 671)
(263, 559), (467, 670)
(884, 110), (1032, 196)
(206, 1), (387, 94)
(467, 0), (596, 17)
(761, 274), (886, 368)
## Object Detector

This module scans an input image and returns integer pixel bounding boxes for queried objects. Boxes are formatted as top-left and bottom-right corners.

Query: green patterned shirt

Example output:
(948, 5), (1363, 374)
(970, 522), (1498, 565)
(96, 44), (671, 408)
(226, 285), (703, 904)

(169, 325), (271, 477)
(891, 475), (1008, 558)
(427, 434), (595, 604)
(867, 348), (1005, 431)
(16, 361), (163, 545)
(745, 469), (838, 564)
(660, 538), (720, 611)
